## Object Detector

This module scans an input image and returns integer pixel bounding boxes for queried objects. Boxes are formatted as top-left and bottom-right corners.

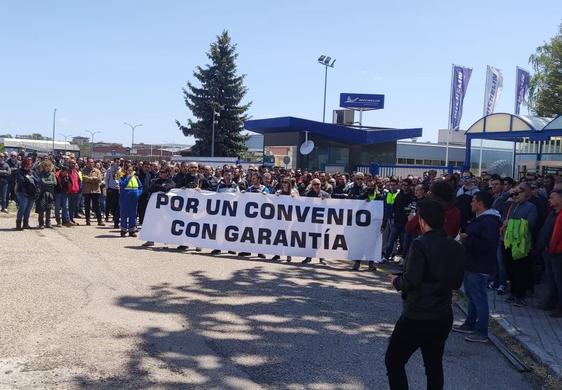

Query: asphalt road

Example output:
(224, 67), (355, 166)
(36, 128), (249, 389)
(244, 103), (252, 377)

(0, 215), (541, 389)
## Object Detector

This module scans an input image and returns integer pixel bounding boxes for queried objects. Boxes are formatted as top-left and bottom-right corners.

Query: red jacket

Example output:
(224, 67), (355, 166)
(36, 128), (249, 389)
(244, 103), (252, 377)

(406, 203), (461, 238)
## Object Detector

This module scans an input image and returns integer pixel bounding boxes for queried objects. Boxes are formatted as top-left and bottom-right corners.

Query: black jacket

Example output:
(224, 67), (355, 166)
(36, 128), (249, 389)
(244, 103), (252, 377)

(393, 191), (414, 224)
(148, 178), (176, 194)
(393, 229), (466, 320)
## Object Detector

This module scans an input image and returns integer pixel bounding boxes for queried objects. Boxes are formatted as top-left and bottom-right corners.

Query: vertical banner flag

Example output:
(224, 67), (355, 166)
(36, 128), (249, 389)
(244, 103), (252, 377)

(449, 65), (473, 130)
(483, 65), (503, 116)
(514, 67), (530, 115)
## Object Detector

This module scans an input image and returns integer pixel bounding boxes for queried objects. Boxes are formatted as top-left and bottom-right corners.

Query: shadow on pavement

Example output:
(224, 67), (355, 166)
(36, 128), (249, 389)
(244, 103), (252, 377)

(74, 265), (396, 388)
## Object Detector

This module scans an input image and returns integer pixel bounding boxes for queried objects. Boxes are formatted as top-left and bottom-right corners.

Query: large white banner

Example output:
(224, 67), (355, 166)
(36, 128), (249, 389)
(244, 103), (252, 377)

(140, 189), (384, 261)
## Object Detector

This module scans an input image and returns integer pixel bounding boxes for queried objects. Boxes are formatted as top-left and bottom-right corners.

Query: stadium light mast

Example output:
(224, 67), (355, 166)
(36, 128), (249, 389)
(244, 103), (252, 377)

(317, 55), (336, 123)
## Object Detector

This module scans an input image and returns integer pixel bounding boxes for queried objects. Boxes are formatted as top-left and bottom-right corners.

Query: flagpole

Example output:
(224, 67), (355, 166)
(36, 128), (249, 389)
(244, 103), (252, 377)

(479, 66), (488, 176)
(514, 66), (519, 114)
(445, 64), (454, 167)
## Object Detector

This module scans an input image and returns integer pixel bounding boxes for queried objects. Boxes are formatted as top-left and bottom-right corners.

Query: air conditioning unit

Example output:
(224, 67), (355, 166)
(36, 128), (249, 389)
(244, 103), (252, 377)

(333, 109), (355, 125)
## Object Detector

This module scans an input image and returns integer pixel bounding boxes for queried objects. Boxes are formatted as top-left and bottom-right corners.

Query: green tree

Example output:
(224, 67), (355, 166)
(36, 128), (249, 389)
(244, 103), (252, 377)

(529, 23), (562, 117)
(176, 31), (251, 157)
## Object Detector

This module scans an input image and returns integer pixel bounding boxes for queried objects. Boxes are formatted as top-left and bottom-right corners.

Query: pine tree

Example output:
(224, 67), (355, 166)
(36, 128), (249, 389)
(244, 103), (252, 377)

(529, 23), (562, 117)
(176, 31), (251, 157)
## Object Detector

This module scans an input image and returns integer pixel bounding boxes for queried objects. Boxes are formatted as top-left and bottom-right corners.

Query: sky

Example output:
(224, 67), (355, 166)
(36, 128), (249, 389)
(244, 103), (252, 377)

(0, 0), (560, 147)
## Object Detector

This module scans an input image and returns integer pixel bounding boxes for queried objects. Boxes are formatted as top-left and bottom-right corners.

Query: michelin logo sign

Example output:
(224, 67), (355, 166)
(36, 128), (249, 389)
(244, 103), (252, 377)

(340, 93), (385, 110)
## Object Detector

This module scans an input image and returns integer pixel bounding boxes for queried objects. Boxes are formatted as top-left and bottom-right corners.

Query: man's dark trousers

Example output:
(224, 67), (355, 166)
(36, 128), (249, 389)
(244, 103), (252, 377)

(106, 188), (120, 228)
(385, 312), (453, 390)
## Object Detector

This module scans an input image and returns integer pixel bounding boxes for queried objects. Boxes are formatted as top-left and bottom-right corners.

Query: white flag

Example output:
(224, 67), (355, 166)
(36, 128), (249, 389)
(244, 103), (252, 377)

(483, 65), (503, 116)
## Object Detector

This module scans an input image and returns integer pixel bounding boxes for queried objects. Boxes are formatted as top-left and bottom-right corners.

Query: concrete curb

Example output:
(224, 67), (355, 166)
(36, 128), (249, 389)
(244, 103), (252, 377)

(491, 312), (562, 378)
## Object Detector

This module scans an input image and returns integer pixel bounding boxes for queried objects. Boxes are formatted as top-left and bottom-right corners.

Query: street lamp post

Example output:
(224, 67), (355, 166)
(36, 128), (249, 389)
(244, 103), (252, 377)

(85, 130), (101, 158)
(317, 55), (336, 123)
(211, 109), (220, 158)
(52, 108), (57, 152)
(124, 122), (142, 153)
(59, 133), (72, 143)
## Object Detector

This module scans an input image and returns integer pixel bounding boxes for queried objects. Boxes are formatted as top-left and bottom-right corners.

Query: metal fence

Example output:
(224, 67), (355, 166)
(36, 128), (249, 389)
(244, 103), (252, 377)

(355, 164), (463, 178)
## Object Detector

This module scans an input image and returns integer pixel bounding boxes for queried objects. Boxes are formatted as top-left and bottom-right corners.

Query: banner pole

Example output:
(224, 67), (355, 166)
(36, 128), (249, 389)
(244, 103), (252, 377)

(445, 64), (454, 167)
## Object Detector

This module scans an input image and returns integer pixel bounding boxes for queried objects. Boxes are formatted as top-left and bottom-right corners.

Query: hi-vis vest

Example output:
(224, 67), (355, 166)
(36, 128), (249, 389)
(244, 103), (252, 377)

(386, 191), (398, 205)
(125, 176), (139, 189)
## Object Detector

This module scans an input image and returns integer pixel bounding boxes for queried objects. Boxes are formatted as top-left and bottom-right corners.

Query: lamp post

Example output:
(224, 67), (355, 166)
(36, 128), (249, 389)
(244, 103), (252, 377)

(317, 55), (336, 123)
(123, 122), (142, 152)
(211, 109), (220, 158)
(52, 108), (57, 152)
(59, 133), (72, 143)
(85, 130), (101, 158)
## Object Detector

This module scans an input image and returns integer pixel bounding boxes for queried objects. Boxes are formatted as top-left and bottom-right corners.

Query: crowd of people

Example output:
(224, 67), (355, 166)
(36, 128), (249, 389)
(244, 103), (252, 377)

(2, 150), (562, 322)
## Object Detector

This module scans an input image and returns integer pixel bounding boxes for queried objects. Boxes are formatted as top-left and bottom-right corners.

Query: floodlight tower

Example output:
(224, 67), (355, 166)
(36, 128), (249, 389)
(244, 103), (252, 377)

(317, 55), (336, 123)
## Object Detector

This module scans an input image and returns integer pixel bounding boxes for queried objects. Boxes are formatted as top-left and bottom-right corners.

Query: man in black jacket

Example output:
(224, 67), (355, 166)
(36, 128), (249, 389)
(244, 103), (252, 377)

(141, 167), (176, 248)
(385, 200), (466, 390)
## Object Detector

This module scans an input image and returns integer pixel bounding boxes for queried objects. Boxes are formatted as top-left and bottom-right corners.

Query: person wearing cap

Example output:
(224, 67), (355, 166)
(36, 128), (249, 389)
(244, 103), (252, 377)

(0, 153), (10, 212)
(15, 157), (38, 230)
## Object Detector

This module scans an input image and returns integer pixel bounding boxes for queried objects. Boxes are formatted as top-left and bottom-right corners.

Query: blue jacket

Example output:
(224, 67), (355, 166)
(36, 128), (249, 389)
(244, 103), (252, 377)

(463, 209), (501, 275)
(119, 175), (143, 198)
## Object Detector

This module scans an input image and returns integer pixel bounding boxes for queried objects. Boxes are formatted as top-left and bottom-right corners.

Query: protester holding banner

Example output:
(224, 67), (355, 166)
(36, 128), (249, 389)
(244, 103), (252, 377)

(271, 177), (298, 262)
(142, 166), (176, 248)
(301, 179), (330, 264)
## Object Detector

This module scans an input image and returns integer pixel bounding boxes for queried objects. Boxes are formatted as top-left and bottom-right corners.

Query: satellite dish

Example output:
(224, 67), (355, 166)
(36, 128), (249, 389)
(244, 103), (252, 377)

(299, 140), (315, 155)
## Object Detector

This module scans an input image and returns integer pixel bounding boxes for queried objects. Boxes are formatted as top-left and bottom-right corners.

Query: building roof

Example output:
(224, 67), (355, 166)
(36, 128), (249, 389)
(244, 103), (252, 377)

(465, 113), (562, 141)
(1, 138), (80, 152)
(244, 116), (422, 145)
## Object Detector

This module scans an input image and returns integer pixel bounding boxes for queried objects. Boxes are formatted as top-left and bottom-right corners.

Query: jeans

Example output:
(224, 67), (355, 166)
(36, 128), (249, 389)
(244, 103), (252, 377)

(385, 313), (453, 390)
(54, 193), (70, 223)
(491, 242), (507, 287)
(16, 192), (34, 223)
(68, 193), (80, 221)
(84, 193), (102, 223)
(99, 193), (106, 216)
(384, 222), (405, 258)
(0, 181), (8, 210)
(8, 181), (17, 205)
(463, 271), (490, 337)
(543, 251), (562, 308)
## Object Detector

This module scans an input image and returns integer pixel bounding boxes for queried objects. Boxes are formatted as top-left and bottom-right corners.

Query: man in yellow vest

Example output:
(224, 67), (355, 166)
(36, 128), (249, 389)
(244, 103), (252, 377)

(118, 165), (143, 237)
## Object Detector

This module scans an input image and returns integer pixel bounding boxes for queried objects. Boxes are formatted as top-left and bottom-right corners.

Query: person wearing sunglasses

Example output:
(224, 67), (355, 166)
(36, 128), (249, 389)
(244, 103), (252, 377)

(501, 183), (538, 307)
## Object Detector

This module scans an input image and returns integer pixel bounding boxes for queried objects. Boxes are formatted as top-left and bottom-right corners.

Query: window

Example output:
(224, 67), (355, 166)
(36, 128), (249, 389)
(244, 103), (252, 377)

(415, 159), (423, 165)
(406, 159), (415, 164)
(397, 158), (407, 164)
